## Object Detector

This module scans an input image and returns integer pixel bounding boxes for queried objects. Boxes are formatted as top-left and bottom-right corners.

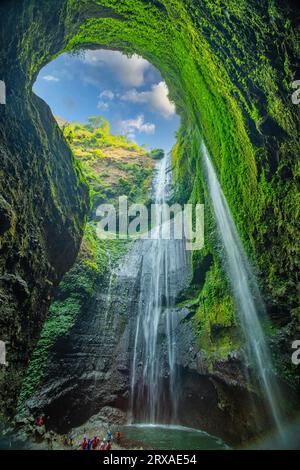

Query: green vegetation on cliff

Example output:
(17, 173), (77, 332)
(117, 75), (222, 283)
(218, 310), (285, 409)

(62, 116), (155, 208)
(2, 0), (299, 419)
(18, 117), (154, 411)
(62, 0), (299, 330)
(150, 148), (165, 160)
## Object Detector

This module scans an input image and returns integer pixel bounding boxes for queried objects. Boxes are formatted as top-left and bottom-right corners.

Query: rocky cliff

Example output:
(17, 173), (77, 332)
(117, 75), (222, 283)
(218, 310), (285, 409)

(23, 242), (139, 432)
(0, 1), (91, 420)
(16, 119), (156, 430)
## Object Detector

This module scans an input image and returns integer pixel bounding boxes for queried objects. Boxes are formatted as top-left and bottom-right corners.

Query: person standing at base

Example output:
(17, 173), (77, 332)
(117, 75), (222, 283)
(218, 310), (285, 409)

(105, 440), (112, 450)
(37, 416), (44, 427)
(87, 438), (92, 450)
(92, 435), (100, 449)
(99, 440), (105, 450)
(81, 437), (87, 450)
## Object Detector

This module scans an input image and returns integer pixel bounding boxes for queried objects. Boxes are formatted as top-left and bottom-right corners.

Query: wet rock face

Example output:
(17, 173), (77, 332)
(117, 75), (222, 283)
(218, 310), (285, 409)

(173, 317), (272, 445)
(0, 2), (89, 419)
(26, 238), (263, 445)
(25, 244), (142, 432)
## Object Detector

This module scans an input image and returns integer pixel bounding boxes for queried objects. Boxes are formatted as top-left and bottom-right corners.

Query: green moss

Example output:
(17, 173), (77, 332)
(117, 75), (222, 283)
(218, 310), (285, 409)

(17, 297), (81, 413)
(18, 115), (151, 411)
(17, 223), (101, 411)
(149, 148), (165, 160)
(17, 2), (299, 313)
(17, 220), (131, 413)
(193, 260), (240, 358)
(9, 0), (299, 413)
(23, 0), (298, 326)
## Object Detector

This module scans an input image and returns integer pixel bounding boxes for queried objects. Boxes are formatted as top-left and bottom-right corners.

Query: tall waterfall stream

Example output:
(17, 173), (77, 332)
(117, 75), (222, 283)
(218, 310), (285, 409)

(202, 141), (284, 439)
(130, 154), (190, 423)
(129, 143), (284, 443)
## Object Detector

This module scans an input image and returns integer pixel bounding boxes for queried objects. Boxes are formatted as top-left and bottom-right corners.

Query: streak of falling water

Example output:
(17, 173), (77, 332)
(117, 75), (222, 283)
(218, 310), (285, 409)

(130, 153), (189, 423)
(202, 141), (284, 438)
(97, 250), (115, 343)
(103, 251), (114, 328)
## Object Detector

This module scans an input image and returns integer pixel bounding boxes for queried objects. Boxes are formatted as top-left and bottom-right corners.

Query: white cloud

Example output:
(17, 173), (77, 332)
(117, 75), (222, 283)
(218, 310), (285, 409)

(126, 133), (136, 142)
(42, 74), (60, 82)
(97, 101), (109, 110)
(120, 114), (155, 141)
(121, 81), (176, 118)
(82, 50), (150, 87)
(99, 90), (114, 100)
(97, 90), (115, 110)
(80, 73), (101, 88)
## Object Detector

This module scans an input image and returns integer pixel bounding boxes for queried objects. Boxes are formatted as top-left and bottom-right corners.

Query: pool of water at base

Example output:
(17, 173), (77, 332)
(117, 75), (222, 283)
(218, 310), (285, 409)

(119, 424), (230, 450)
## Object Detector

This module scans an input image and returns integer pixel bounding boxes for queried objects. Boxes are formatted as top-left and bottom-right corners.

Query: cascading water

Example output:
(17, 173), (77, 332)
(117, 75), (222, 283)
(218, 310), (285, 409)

(103, 251), (114, 328)
(130, 154), (189, 424)
(201, 141), (284, 437)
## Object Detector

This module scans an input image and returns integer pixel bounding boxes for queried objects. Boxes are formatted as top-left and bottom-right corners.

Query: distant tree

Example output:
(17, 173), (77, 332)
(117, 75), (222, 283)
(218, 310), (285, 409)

(150, 148), (165, 160)
(87, 116), (110, 135)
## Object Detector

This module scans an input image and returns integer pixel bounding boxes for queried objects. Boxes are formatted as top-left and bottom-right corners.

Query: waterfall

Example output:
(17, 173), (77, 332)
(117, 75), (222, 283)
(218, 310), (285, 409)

(130, 154), (189, 423)
(103, 251), (114, 328)
(201, 141), (284, 436)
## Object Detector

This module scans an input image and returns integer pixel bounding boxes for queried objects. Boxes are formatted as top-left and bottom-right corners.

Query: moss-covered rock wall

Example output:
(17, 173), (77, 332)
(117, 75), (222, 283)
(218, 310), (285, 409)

(64, 0), (299, 327)
(0, 0), (299, 420)
(0, 0), (91, 419)
(17, 118), (154, 413)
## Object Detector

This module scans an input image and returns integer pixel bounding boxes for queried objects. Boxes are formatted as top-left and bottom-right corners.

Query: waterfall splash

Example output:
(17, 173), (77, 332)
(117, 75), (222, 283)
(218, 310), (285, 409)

(130, 154), (189, 423)
(202, 141), (284, 437)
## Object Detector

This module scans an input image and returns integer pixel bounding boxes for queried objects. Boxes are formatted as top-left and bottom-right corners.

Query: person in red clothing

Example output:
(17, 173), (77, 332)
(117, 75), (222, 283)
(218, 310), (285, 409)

(81, 437), (87, 450)
(37, 416), (44, 427)
(92, 436), (100, 449)
(105, 440), (111, 450)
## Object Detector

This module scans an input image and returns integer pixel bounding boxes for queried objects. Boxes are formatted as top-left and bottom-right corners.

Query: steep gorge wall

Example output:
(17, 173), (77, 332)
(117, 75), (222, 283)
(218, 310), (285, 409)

(65, 0), (299, 370)
(0, 0), (91, 419)
(16, 122), (155, 417)
(0, 0), (299, 422)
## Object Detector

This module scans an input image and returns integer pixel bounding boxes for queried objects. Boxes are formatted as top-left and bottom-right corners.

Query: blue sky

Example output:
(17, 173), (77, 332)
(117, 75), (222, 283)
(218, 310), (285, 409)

(33, 50), (180, 153)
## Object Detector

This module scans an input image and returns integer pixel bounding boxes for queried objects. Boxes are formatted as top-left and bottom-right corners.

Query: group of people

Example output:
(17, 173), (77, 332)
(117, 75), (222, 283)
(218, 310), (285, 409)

(35, 412), (121, 450)
(81, 430), (119, 450)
